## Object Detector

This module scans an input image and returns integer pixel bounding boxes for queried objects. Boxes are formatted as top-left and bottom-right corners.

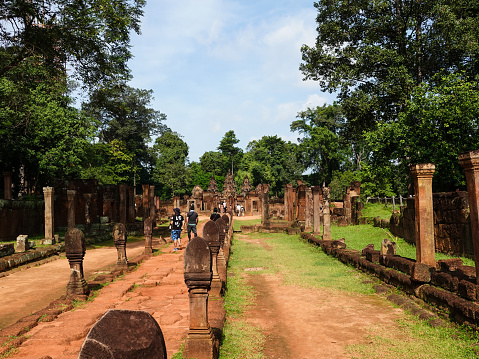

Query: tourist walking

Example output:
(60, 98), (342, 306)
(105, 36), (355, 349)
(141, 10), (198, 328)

(170, 208), (184, 251)
(187, 204), (199, 240)
(210, 207), (221, 221)
(236, 204), (241, 216)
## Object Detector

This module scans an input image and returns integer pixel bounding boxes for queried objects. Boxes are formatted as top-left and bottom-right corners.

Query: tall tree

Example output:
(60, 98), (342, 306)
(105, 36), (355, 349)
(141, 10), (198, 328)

(152, 131), (190, 199)
(218, 130), (241, 175)
(83, 84), (167, 176)
(242, 135), (302, 195)
(0, 0), (145, 88)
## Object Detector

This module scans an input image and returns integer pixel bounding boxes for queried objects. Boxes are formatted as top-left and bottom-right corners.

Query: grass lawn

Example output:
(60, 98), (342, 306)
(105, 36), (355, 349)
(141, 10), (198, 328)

(221, 230), (479, 359)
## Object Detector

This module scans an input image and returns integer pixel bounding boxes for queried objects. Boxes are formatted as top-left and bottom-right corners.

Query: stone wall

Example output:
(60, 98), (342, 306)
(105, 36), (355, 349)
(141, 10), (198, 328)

(0, 199), (44, 241)
(389, 192), (473, 257)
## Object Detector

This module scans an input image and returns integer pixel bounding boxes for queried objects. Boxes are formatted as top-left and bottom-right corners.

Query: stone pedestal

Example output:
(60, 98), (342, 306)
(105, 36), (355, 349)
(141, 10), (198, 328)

(322, 187), (331, 240)
(113, 223), (128, 269)
(305, 187), (312, 232)
(3, 171), (12, 200)
(459, 151), (479, 282)
(65, 228), (89, 296)
(184, 237), (216, 359)
(43, 187), (54, 240)
(410, 163), (436, 266)
(67, 190), (76, 231)
(202, 220), (222, 297)
(144, 217), (153, 255)
(312, 186), (322, 235)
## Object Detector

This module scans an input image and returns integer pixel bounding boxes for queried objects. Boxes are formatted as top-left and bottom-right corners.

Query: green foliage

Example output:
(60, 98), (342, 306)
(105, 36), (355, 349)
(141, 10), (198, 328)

(218, 130), (242, 174)
(242, 135), (302, 195)
(152, 131), (190, 199)
(329, 170), (357, 200)
(0, 0), (145, 88)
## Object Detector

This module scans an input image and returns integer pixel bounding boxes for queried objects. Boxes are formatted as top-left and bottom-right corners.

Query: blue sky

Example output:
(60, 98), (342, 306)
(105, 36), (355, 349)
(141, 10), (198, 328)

(128, 0), (336, 163)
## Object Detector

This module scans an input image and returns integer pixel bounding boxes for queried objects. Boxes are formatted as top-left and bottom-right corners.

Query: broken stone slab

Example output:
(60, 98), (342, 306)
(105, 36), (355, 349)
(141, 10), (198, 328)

(380, 238), (397, 257)
(411, 262), (432, 283)
(78, 309), (167, 359)
(15, 235), (29, 253)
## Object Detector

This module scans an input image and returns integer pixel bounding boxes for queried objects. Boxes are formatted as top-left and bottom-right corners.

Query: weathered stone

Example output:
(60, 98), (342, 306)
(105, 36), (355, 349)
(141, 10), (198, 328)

(43, 187), (54, 240)
(202, 220), (222, 297)
(459, 150), (479, 283)
(78, 309), (167, 359)
(458, 280), (477, 301)
(380, 238), (397, 257)
(410, 163), (436, 266)
(438, 258), (463, 272)
(65, 228), (88, 296)
(67, 190), (76, 231)
(183, 236), (216, 359)
(411, 262), (432, 283)
(322, 187), (331, 240)
(365, 250), (380, 263)
(144, 217), (153, 255)
(113, 223), (128, 269)
(15, 235), (29, 253)
(361, 244), (375, 256)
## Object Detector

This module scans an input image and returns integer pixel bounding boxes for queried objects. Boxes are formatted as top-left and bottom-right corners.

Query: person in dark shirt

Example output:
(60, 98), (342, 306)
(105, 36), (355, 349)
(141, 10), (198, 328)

(170, 208), (184, 251)
(210, 207), (221, 221)
(186, 204), (199, 240)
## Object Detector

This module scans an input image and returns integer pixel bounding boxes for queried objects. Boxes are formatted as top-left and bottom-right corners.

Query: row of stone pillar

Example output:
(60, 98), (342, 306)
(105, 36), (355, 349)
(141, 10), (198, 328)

(182, 214), (232, 359)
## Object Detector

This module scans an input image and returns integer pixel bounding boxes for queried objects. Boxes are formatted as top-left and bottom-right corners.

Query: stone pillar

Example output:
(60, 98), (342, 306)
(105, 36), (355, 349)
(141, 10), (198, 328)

(322, 187), (332, 241)
(261, 184), (270, 228)
(67, 190), (76, 231)
(312, 186), (321, 235)
(65, 228), (89, 296)
(202, 220), (222, 297)
(410, 163), (436, 266)
(119, 184), (127, 226)
(3, 171), (12, 200)
(305, 187), (312, 232)
(43, 187), (54, 240)
(149, 185), (156, 228)
(144, 217), (153, 255)
(128, 186), (135, 223)
(284, 184), (293, 222)
(142, 184), (150, 220)
(84, 193), (92, 235)
(459, 151), (479, 282)
(183, 236), (216, 359)
(113, 223), (128, 269)
(343, 187), (351, 225)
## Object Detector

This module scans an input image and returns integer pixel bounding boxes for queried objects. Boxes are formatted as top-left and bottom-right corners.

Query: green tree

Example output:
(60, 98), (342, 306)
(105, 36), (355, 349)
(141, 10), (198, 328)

(0, 58), (94, 191)
(291, 104), (349, 185)
(218, 130), (242, 175)
(152, 131), (190, 199)
(199, 151), (227, 175)
(83, 84), (167, 177)
(242, 135), (302, 195)
(0, 0), (145, 88)
(367, 72), (479, 192)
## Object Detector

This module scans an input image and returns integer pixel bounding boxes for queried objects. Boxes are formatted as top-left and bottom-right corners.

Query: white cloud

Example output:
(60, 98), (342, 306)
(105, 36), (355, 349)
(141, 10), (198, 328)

(301, 94), (329, 110)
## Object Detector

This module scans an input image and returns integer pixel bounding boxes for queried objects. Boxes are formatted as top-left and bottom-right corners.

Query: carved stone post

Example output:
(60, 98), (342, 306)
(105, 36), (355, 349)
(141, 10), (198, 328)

(67, 190), (76, 231)
(65, 228), (89, 296)
(459, 151), (479, 282)
(215, 218), (227, 275)
(144, 217), (153, 255)
(202, 220), (222, 297)
(312, 186), (321, 235)
(142, 184), (150, 228)
(322, 187), (332, 240)
(261, 184), (271, 228)
(84, 193), (92, 235)
(183, 237), (216, 359)
(119, 184), (127, 226)
(343, 187), (351, 225)
(149, 185), (156, 228)
(43, 187), (54, 240)
(113, 223), (128, 269)
(305, 187), (312, 232)
(3, 171), (12, 200)
(284, 184), (293, 222)
(410, 163), (436, 266)
(220, 214), (230, 250)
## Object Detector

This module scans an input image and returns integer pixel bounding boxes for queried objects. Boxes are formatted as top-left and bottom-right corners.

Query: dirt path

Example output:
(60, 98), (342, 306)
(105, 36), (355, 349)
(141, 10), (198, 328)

(237, 234), (406, 359)
(0, 239), (148, 330)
